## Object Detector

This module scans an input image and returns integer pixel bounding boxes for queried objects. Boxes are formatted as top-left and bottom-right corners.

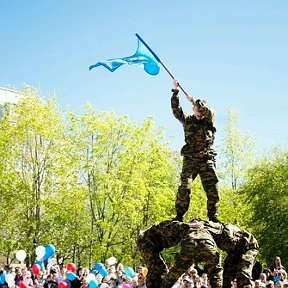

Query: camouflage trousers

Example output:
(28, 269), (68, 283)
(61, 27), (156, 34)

(223, 248), (259, 288)
(162, 238), (223, 288)
(176, 155), (219, 219)
(137, 238), (167, 288)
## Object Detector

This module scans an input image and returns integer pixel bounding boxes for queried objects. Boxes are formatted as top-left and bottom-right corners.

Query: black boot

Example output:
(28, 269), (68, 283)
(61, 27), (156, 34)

(209, 216), (220, 223)
(173, 214), (183, 222)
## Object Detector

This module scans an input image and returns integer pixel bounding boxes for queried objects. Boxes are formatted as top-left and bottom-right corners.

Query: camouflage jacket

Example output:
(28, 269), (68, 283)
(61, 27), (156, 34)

(138, 220), (191, 251)
(138, 220), (216, 252)
(171, 90), (216, 156)
(201, 220), (259, 253)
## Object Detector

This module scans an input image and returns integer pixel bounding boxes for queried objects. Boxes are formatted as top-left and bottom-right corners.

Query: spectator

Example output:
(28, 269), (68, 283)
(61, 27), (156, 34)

(200, 273), (209, 288)
(186, 267), (197, 284)
(56, 267), (66, 284)
(263, 269), (274, 282)
(270, 257), (285, 274)
(34, 271), (45, 288)
(275, 281), (284, 288)
(135, 274), (146, 288)
(15, 267), (23, 286)
(259, 272), (268, 286)
(21, 269), (34, 288)
(181, 275), (193, 288)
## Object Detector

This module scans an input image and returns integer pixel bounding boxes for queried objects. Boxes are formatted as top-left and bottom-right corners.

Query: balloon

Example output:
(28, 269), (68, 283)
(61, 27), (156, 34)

(67, 272), (77, 281)
(86, 273), (96, 283)
(94, 263), (104, 271)
(48, 257), (57, 266)
(142, 267), (148, 277)
(35, 245), (46, 259)
(66, 263), (76, 272)
(98, 267), (108, 277)
(19, 282), (28, 288)
(107, 256), (117, 266)
(32, 264), (41, 275)
(16, 250), (26, 262)
(35, 260), (44, 271)
(43, 244), (56, 260)
(124, 267), (134, 278)
(88, 280), (98, 288)
(59, 282), (68, 288)
(5, 274), (15, 287)
(0, 273), (6, 285)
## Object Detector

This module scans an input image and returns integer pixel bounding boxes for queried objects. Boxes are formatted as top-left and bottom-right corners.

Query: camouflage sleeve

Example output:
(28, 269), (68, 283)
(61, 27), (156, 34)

(171, 89), (186, 124)
(166, 221), (191, 236)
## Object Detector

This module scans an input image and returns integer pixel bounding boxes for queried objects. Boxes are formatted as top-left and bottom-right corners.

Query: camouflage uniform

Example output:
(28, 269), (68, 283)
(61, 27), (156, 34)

(137, 220), (190, 288)
(201, 220), (259, 288)
(171, 89), (219, 220)
(137, 220), (223, 288)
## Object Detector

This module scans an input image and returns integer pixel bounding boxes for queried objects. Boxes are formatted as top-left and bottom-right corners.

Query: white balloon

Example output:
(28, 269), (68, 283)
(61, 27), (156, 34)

(35, 245), (46, 259)
(107, 256), (117, 266)
(48, 257), (57, 266)
(86, 273), (96, 283)
(5, 274), (15, 287)
(16, 250), (26, 262)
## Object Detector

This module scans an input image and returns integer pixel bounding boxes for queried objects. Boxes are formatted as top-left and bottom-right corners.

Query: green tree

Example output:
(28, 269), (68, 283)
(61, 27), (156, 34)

(68, 106), (178, 266)
(217, 109), (256, 226)
(240, 149), (288, 267)
(0, 86), (80, 265)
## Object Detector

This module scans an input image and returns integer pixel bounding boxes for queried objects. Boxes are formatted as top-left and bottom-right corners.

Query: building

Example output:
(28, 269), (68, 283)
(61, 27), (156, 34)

(0, 86), (23, 118)
(0, 86), (22, 105)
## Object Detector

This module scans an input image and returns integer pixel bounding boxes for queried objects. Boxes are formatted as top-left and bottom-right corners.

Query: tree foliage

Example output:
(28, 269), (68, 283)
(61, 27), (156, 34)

(217, 109), (256, 226)
(0, 87), (179, 267)
(240, 149), (288, 267)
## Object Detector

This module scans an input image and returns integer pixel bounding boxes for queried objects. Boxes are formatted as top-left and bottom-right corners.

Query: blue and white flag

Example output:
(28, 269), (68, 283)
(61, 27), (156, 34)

(89, 37), (160, 75)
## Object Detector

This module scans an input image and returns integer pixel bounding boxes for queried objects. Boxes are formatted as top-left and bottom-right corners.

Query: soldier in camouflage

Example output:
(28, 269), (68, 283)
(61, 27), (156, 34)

(137, 219), (223, 288)
(171, 80), (219, 222)
(196, 219), (259, 288)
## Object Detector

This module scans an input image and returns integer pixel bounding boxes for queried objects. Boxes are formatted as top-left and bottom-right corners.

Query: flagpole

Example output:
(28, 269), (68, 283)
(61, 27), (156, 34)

(135, 33), (190, 98)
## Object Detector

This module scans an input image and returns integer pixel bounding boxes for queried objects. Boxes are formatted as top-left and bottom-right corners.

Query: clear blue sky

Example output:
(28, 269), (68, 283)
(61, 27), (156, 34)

(1, 1), (287, 154)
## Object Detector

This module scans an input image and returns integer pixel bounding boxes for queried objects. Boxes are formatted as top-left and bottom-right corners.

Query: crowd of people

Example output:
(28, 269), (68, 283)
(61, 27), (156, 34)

(0, 256), (287, 288)
(173, 257), (288, 288)
(0, 262), (147, 288)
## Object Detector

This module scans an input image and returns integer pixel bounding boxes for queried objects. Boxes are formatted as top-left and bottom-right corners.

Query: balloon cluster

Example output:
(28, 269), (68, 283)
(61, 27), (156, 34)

(14, 243), (55, 277)
(94, 263), (108, 277)
(34, 244), (56, 275)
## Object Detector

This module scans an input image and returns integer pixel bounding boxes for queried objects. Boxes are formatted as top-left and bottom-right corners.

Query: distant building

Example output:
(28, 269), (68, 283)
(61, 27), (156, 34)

(0, 86), (23, 118)
(0, 86), (22, 105)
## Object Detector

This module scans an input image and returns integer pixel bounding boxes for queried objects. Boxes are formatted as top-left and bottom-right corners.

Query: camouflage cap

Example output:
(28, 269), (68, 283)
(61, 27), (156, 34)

(194, 99), (206, 113)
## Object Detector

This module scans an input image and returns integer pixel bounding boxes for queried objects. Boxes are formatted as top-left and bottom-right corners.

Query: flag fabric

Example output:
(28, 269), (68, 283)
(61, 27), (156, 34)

(89, 38), (160, 75)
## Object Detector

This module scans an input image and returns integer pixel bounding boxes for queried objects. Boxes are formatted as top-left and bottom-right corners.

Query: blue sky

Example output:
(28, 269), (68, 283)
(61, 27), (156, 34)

(1, 1), (287, 154)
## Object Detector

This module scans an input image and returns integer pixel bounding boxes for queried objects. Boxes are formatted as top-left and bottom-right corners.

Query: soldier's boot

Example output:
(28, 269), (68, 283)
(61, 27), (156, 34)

(209, 215), (220, 223)
(208, 202), (219, 222)
(173, 213), (184, 222)
(208, 208), (220, 221)
(175, 187), (190, 222)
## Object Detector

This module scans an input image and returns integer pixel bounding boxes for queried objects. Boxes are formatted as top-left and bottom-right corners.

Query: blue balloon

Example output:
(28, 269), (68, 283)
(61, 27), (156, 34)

(0, 273), (6, 285)
(124, 267), (134, 278)
(67, 272), (77, 281)
(99, 267), (108, 277)
(94, 262), (104, 271)
(35, 260), (44, 271)
(43, 244), (56, 260)
(88, 280), (98, 288)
